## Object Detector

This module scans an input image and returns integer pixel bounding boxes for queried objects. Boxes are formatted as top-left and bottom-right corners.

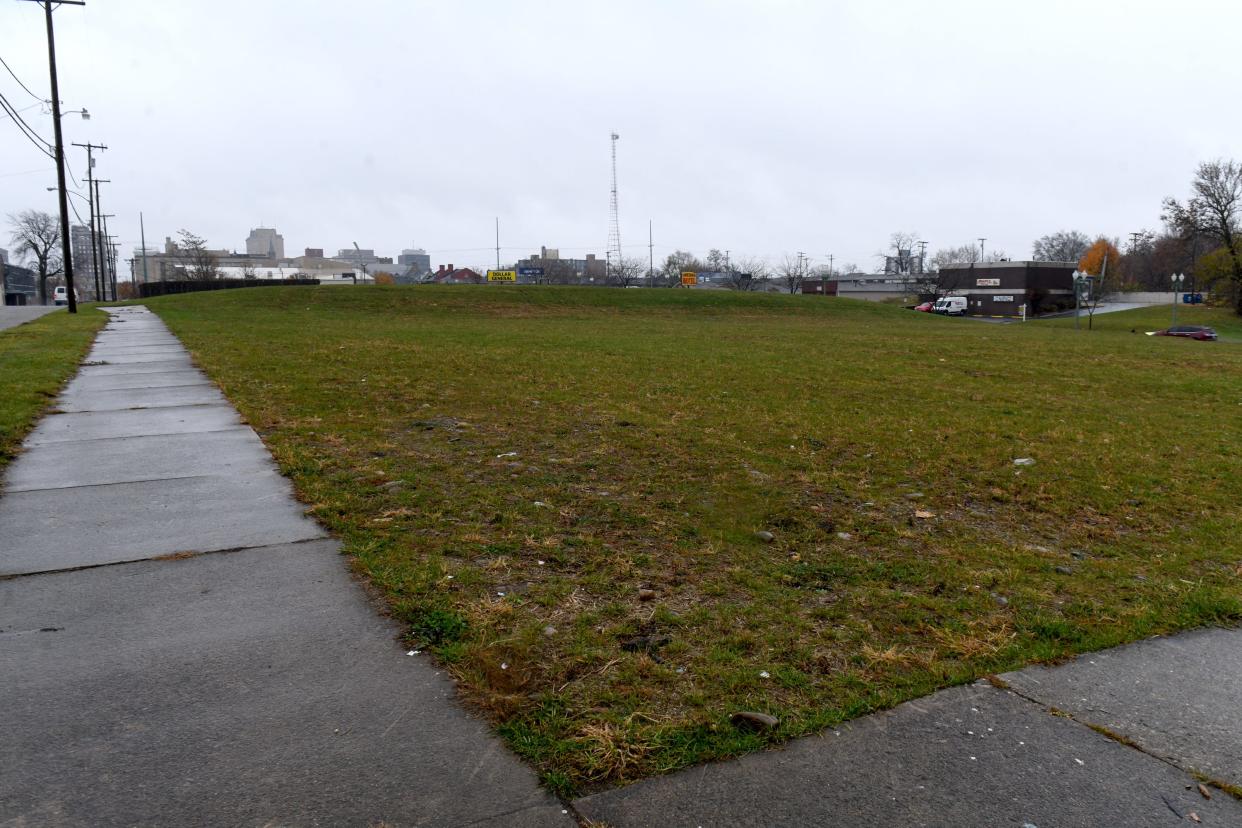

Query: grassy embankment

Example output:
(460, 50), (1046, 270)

(0, 309), (106, 472)
(147, 287), (1242, 795)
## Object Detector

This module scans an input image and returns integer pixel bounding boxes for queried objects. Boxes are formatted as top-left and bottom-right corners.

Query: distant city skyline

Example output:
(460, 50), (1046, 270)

(3, 1), (1241, 276)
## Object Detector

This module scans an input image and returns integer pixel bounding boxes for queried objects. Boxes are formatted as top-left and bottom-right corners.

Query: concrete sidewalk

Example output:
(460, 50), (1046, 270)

(0, 306), (570, 827)
(576, 632), (1242, 826)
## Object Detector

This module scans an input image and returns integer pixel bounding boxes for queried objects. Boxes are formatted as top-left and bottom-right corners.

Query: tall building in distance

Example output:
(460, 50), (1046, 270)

(246, 227), (285, 260)
(398, 247), (430, 276)
(70, 224), (100, 300)
(336, 247), (392, 268)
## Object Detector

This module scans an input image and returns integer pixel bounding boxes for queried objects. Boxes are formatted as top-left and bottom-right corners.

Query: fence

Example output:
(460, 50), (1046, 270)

(138, 278), (319, 298)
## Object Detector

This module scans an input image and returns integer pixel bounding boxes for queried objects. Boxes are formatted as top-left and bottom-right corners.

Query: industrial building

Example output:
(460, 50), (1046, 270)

(937, 261), (1078, 317)
(2, 263), (37, 305)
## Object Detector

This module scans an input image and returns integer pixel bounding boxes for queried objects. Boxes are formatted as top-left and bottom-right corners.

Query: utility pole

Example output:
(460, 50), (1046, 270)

(725, 249), (730, 272)
(29, 0), (87, 312)
(99, 216), (115, 301)
(1129, 231), (1142, 254)
(107, 232), (119, 301)
(978, 238), (987, 263)
(85, 158), (99, 300)
(139, 211), (149, 284)
(74, 144), (106, 299)
(104, 232), (118, 301)
(917, 240), (928, 274)
(648, 219), (653, 286)
(93, 178), (111, 299)
(494, 217), (500, 271)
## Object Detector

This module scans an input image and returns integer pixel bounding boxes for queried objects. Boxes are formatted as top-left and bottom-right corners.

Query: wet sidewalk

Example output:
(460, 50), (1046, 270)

(0, 306), (570, 827)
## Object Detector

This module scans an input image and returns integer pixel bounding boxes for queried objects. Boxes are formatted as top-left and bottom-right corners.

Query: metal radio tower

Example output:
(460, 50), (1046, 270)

(607, 132), (622, 271)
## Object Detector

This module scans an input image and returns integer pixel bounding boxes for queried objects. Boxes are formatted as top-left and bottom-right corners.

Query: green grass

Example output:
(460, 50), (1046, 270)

(1040, 303), (1242, 341)
(143, 286), (1242, 793)
(0, 308), (106, 471)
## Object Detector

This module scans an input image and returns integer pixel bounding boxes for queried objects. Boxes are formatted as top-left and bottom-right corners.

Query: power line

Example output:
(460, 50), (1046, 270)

(0, 89), (53, 158)
(0, 165), (51, 178)
(0, 99), (41, 122)
(0, 52), (45, 103)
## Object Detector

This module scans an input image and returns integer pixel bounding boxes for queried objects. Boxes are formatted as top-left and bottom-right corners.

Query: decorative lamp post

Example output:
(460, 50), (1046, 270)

(1171, 272), (1185, 327)
(1072, 269), (1086, 331)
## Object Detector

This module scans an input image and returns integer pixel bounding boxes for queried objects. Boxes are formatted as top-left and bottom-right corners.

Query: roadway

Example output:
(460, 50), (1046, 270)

(0, 305), (62, 332)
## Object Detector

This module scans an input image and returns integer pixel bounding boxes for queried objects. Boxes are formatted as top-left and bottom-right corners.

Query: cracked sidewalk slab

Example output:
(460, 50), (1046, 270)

(1003, 627), (1242, 788)
(574, 681), (1242, 827)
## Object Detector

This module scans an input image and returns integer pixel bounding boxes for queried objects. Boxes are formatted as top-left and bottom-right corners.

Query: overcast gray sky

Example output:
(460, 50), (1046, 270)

(3, 0), (1240, 274)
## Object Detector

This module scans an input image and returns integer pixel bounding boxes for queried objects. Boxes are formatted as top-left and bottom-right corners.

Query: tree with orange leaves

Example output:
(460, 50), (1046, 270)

(1077, 237), (1121, 328)
(1078, 237), (1121, 276)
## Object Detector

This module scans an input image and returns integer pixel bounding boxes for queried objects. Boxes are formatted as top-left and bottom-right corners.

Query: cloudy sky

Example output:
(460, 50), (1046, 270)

(2, 0), (1240, 274)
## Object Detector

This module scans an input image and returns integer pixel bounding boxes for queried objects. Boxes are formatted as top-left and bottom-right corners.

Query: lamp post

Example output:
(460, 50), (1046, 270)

(1171, 272), (1185, 327)
(1073, 269), (1086, 331)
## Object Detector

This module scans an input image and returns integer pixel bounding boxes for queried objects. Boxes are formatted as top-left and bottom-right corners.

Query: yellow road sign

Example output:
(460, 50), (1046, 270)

(487, 270), (517, 282)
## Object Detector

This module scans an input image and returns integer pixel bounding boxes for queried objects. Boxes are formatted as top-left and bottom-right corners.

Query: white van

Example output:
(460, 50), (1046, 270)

(932, 296), (968, 316)
(53, 286), (70, 306)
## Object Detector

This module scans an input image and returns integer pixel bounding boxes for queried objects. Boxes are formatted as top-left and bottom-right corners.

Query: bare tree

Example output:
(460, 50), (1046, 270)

(777, 254), (807, 294)
(1164, 159), (1242, 313)
(608, 256), (645, 287)
(717, 256), (761, 291)
(931, 244), (980, 270)
(7, 210), (63, 305)
(174, 230), (221, 280)
(1032, 230), (1092, 263)
(930, 243), (1009, 271)
(542, 259), (579, 285)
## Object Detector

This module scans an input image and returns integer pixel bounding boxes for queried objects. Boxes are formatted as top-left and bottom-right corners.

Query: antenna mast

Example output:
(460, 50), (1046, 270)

(607, 132), (622, 272)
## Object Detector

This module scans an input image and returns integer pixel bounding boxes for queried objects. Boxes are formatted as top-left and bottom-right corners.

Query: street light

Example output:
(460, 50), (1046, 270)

(1072, 269), (1088, 331)
(46, 186), (88, 202)
(59, 107), (89, 120)
(1171, 272), (1185, 327)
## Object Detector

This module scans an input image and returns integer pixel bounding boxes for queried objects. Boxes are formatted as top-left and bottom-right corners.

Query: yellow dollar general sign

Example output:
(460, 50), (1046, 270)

(681, 271), (697, 285)
(487, 270), (517, 282)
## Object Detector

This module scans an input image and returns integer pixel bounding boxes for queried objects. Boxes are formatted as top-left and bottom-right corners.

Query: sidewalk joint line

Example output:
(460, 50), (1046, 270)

(0, 535), (332, 582)
(8, 473), (220, 495)
(989, 678), (1222, 790)
(27, 425), (251, 448)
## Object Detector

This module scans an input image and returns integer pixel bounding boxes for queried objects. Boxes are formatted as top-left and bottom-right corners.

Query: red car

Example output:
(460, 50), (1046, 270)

(1152, 325), (1218, 341)
(913, 301), (934, 312)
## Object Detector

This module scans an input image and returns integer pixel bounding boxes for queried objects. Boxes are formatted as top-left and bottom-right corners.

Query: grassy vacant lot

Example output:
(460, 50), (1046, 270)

(149, 287), (1242, 794)
(1042, 302), (1242, 341)
(0, 309), (105, 471)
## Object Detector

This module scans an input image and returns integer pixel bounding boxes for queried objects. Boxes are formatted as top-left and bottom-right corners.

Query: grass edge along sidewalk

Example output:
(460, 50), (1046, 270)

(0, 308), (105, 472)
(144, 287), (1242, 796)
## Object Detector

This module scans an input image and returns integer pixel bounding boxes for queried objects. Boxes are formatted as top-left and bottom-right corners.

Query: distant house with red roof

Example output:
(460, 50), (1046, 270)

(430, 264), (484, 284)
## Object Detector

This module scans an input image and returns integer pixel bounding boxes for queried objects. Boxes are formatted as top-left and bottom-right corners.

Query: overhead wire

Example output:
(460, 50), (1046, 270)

(0, 88), (54, 159)
(0, 52), (44, 103)
(0, 99), (41, 122)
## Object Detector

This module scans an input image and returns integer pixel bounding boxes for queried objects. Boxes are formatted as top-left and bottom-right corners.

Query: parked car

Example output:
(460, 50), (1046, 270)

(52, 286), (70, 306)
(913, 301), (934, 312)
(1150, 325), (1218, 341)
(932, 296), (968, 316)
